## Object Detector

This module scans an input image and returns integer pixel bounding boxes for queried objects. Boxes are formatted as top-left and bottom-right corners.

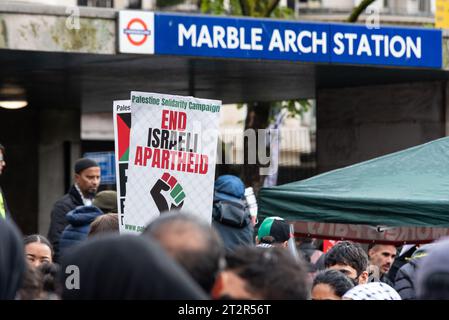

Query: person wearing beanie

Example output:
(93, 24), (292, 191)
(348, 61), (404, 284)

(93, 190), (118, 213)
(47, 158), (100, 262)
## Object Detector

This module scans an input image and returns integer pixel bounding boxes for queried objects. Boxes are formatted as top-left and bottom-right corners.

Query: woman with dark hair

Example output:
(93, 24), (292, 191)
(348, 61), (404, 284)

(312, 269), (355, 300)
(0, 218), (26, 299)
(24, 234), (53, 268)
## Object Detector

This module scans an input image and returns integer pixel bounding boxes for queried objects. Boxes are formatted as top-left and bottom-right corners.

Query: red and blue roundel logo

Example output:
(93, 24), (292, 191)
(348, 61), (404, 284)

(123, 18), (151, 46)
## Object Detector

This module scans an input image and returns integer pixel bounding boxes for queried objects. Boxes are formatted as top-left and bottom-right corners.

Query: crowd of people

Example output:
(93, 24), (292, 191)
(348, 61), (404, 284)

(1, 148), (449, 300)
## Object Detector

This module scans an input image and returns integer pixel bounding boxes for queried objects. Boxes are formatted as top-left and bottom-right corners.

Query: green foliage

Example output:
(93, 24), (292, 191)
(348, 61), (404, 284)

(229, 0), (243, 15)
(272, 6), (294, 19)
(200, 0), (242, 15)
(200, 0), (225, 15)
(422, 23), (435, 28)
(241, 0), (281, 17)
(200, 0), (281, 17)
(156, 0), (185, 8)
(270, 99), (311, 122)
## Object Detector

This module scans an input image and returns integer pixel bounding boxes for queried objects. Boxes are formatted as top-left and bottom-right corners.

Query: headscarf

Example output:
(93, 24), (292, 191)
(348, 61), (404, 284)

(343, 282), (401, 300)
(60, 234), (208, 300)
(0, 219), (25, 299)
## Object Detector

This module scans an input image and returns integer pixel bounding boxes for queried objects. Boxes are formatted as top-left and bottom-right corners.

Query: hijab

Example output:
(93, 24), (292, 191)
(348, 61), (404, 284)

(343, 282), (401, 300)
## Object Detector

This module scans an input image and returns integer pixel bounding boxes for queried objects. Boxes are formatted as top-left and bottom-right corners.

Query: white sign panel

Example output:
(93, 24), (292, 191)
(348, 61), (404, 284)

(119, 11), (155, 54)
(123, 92), (221, 233)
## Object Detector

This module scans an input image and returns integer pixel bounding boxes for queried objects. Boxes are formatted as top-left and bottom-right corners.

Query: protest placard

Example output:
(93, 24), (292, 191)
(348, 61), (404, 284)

(123, 92), (221, 233)
(113, 100), (131, 228)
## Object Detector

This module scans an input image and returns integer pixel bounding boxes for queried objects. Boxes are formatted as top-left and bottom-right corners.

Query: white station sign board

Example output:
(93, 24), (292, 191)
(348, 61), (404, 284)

(119, 11), (155, 54)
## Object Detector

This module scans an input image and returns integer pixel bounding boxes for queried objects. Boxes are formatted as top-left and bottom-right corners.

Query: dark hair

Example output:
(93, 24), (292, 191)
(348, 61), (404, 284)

(298, 237), (314, 245)
(367, 243), (397, 253)
(0, 143), (5, 154)
(17, 264), (43, 300)
(260, 235), (276, 244)
(38, 262), (60, 295)
(324, 241), (368, 276)
(88, 213), (119, 238)
(313, 269), (355, 298)
(143, 213), (225, 293)
(225, 247), (310, 300)
(314, 239), (324, 251)
(24, 234), (53, 256)
(419, 272), (449, 300)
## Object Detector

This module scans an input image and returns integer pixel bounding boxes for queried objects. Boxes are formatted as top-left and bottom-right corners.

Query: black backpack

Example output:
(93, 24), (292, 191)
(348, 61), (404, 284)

(212, 200), (250, 228)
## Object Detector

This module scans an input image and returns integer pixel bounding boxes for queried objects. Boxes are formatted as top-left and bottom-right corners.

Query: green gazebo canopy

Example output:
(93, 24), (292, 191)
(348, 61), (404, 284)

(259, 137), (449, 228)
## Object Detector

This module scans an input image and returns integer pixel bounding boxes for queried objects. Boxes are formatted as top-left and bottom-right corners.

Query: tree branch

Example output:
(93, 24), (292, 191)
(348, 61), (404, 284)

(265, 0), (281, 17)
(347, 0), (377, 23)
(239, 0), (250, 16)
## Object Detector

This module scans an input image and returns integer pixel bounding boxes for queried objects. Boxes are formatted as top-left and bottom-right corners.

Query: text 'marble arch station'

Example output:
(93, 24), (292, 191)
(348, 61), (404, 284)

(119, 11), (443, 69)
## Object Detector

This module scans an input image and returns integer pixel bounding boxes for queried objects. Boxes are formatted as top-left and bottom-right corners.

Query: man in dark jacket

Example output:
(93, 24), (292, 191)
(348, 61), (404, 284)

(394, 244), (434, 300)
(211, 175), (254, 252)
(47, 158), (101, 262)
(0, 143), (11, 220)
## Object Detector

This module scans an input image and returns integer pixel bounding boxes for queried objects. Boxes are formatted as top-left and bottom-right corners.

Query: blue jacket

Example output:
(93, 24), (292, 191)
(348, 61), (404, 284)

(48, 185), (84, 262)
(59, 205), (103, 258)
